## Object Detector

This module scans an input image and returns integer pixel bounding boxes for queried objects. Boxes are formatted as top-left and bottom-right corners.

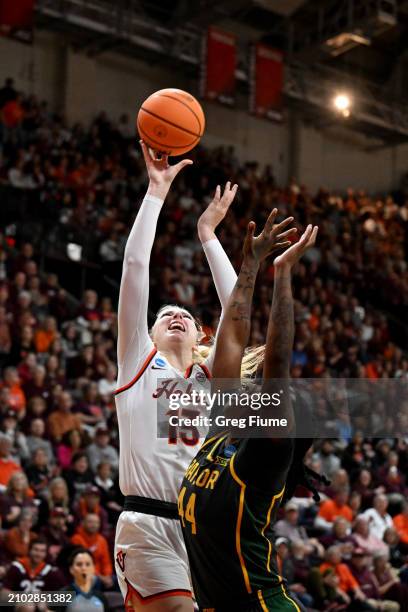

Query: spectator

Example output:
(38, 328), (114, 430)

(373, 550), (408, 611)
(383, 528), (405, 569)
(23, 364), (49, 402)
(93, 461), (123, 524)
(70, 514), (113, 587)
(97, 362), (117, 401)
(393, 501), (408, 551)
(318, 545), (370, 608)
(0, 367), (26, 417)
(0, 435), (21, 489)
(57, 429), (87, 470)
(3, 509), (37, 559)
(41, 508), (70, 562)
(73, 485), (109, 536)
(74, 382), (104, 427)
(320, 517), (354, 558)
(315, 486), (353, 530)
(34, 316), (58, 353)
(0, 471), (35, 528)
(25, 418), (55, 464)
(64, 452), (94, 501)
(363, 494), (394, 540)
(352, 516), (389, 556)
(0, 409), (29, 460)
(54, 548), (110, 612)
(316, 440), (341, 480)
(86, 426), (119, 474)
(348, 548), (399, 611)
(353, 469), (376, 511)
(24, 447), (53, 496)
(2, 537), (63, 594)
(275, 500), (324, 557)
(48, 391), (82, 442)
(38, 477), (72, 527)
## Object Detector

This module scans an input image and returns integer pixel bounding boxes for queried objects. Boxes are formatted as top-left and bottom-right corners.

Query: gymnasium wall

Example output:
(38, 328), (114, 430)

(1, 31), (407, 193)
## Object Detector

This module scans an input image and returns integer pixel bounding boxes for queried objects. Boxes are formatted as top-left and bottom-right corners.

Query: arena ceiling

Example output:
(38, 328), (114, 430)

(35, 0), (408, 142)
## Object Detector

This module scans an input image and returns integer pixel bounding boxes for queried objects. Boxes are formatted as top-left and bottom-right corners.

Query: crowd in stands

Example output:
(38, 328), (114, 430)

(0, 78), (408, 611)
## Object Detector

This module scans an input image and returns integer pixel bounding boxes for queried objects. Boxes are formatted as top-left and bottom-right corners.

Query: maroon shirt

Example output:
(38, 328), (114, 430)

(3, 558), (64, 592)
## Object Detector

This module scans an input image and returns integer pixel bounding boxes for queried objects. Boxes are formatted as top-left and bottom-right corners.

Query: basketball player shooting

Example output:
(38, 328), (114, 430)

(114, 141), (239, 612)
(179, 215), (319, 611)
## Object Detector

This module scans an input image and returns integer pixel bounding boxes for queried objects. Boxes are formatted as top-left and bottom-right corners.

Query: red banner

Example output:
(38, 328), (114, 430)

(0, 0), (34, 43)
(250, 43), (283, 121)
(201, 26), (236, 106)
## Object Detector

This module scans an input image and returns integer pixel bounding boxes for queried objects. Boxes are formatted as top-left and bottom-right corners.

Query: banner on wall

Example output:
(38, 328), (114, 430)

(201, 26), (236, 106)
(250, 43), (283, 121)
(0, 0), (34, 43)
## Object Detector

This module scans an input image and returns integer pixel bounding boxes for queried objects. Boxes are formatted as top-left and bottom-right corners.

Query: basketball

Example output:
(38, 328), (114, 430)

(137, 88), (205, 156)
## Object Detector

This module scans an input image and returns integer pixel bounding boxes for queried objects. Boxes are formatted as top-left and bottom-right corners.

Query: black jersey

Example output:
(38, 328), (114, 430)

(178, 433), (298, 611)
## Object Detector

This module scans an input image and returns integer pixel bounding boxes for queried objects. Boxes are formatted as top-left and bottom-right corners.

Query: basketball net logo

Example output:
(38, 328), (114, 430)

(116, 550), (126, 572)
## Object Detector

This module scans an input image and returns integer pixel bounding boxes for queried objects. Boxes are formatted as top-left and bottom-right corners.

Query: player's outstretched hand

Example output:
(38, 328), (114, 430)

(243, 208), (297, 264)
(140, 140), (193, 200)
(198, 181), (238, 242)
(274, 223), (318, 269)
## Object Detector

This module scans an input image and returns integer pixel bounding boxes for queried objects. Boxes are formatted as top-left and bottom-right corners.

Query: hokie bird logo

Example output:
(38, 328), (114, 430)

(116, 550), (126, 572)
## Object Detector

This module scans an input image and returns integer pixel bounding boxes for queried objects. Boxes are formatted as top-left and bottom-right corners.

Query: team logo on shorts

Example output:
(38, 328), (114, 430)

(195, 371), (206, 383)
(116, 550), (126, 572)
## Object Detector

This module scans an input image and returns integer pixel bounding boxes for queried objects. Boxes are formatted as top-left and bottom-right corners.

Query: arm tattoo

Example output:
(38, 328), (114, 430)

(264, 271), (294, 379)
(219, 258), (259, 348)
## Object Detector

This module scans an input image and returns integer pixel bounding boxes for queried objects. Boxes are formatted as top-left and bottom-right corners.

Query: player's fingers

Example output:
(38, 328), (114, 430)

(264, 208), (278, 233)
(173, 159), (194, 174)
(307, 225), (319, 247)
(214, 185), (221, 202)
(298, 224), (313, 246)
(246, 221), (256, 239)
(139, 140), (152, 165)
(273, 216), (295, 235)
(222, 183), (238, 206)
(273, 241), (292, 250)
(276, 227), (298, 240)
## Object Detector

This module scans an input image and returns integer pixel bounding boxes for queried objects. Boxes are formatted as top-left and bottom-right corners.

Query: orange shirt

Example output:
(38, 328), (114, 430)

(47, 411), (82, 441)
(1, 100), (24, 128)
(34, 329), (56, 353)
(4, 528), (36, 558)
(320, 562), (358, 593)
(318, 499), (353, 523)
(0, 383), (26, 412)
(0, 458), (21, 486)
(393, 513), (408, 544)
(71, 527), (112, 576)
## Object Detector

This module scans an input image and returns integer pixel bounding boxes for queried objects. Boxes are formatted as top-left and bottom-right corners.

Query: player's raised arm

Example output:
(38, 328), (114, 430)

(260, 224), (319, 435)
(117, 142), (192, 376)
(211, 209), (295, 380)
(263, 224), (319, 381)
(198, 182), (238, 308)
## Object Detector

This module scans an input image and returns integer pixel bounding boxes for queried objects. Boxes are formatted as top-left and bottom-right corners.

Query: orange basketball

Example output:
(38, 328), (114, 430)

(137, 88), (205, 156)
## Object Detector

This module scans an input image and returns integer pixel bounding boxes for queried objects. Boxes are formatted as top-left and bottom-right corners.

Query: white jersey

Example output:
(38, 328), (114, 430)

(115, 192), (237, 505)
(115, 346), (211, 501)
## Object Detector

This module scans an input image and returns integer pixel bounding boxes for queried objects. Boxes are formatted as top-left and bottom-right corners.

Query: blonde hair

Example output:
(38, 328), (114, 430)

(194, 341), (266, 379)
(48, 477), (69, 508)
(7, 471), (29, 496)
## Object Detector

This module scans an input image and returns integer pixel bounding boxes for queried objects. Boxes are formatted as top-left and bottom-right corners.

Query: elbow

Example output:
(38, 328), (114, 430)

(123, 251), (148, 271)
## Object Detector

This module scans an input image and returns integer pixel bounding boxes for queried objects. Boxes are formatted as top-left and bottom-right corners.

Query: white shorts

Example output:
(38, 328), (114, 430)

(114, 510), (192, 607)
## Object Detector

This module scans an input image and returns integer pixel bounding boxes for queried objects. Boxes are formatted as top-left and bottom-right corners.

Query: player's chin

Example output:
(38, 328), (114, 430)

(166, 329), (186, 338)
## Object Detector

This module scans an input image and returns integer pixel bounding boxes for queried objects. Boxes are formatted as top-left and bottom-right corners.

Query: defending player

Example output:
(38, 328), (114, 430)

(178, 214), (318, 611)
(114, 141), (240, 612)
